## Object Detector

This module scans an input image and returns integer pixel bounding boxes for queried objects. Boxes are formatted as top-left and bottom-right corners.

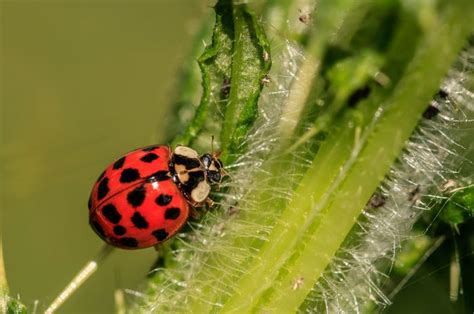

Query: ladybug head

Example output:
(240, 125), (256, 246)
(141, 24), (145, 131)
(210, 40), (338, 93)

(200, 153), (224, 184)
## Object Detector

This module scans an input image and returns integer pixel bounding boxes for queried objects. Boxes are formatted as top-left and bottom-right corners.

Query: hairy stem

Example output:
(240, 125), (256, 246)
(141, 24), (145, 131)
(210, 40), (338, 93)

(220, 0), (474, 312)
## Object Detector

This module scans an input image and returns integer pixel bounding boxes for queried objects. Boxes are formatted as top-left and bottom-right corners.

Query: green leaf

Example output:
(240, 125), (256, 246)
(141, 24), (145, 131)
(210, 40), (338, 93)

(144, 0), (272, 305)
(7, 299), (27, 314)
(440, 185), (474, 226)
(220, 3), (271, 163)
(172, 0), (235, 148)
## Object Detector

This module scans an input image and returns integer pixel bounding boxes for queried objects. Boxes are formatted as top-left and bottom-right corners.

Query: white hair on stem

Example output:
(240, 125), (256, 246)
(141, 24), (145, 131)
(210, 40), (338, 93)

(304, 45), (474, 312)
(127, 37), (306, 312)
(130, 27), (473, 314)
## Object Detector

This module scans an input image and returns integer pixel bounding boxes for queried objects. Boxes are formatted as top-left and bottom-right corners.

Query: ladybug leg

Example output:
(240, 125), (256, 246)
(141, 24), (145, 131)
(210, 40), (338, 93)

(153, 243), (163, 251)
(189, 207), (201, 219)
(222, 168), (230, 180)
(205, 198), (214, 208)
(185, 198), (203, 219)
(216, 168), (230, 187)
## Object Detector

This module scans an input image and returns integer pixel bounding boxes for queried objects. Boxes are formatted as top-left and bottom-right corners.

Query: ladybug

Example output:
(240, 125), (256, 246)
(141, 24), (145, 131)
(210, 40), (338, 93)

(88, 145), (224, 249)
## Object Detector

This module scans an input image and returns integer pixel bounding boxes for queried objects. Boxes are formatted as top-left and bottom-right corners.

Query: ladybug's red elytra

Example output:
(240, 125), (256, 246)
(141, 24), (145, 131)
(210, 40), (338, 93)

(88, 145), (224, 249)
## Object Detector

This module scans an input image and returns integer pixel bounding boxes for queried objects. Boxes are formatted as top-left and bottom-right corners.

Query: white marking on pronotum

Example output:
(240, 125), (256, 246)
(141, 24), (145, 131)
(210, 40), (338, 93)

(174, 146), (199, 159)
(191, 181), (211, 203)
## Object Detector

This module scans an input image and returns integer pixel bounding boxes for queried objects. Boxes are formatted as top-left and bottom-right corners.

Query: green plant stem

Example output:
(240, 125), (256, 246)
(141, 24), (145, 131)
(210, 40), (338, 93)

(263, 2), (474, 311)
(221, 109), (367, 312)
(146, 0), (473, 312)
(218, 0), (474, 312)
(220, 3), (270, 163)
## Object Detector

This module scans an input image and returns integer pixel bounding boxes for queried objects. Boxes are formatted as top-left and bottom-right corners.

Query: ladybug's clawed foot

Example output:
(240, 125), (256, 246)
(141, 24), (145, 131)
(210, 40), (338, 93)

(206, 198), (214, 208)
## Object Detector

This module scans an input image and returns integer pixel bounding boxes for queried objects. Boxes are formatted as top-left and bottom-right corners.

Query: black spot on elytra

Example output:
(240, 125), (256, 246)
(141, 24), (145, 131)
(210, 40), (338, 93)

(91, 220), (106, 238)
(96, 170), (106, 183)
(97, 177), (110, 200)
(348, 86), (371, 108)
(165, 207), (181, 220)
(119, 237), (138, 248)
(173, 154), (201, 170)
(88, 195), (93, 210)
(127, 186), (146, 207)
(140, 153), (159, 163)
(148, 171), (170, 182)
(113, 156), (126, 170)
(131, 212), (149, 229)
(152, 229), (169, 241)
(102, 204), (122, 223)
(120, 168), (140, 183)
(143, 145), (160, 152)
(156, 194), (172, 206)
(113, 225), (127, 236)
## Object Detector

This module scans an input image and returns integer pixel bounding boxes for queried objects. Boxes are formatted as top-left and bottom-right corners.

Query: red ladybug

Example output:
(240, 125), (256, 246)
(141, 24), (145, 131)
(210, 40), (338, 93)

(88, 145), (224, 249)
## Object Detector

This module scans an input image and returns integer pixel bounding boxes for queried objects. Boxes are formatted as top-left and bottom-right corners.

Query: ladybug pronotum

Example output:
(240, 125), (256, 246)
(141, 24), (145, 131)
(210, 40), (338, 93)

(88, 145), (224, 249)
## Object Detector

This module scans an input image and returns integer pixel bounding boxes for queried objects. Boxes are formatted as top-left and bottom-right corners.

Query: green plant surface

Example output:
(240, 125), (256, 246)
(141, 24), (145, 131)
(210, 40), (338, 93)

(256, 3), (474, 311)
(172, 2), (234, 148)
(137, 1), (272, 310)
(277, 0), (367, 140)
(389, 181), (474, 312)
(6, 299), (27, 314)
(172, 0), (270, 162)
(219, 5), (271, 163)
(143, 0), (474, 312)
(439, 185), (474, 227)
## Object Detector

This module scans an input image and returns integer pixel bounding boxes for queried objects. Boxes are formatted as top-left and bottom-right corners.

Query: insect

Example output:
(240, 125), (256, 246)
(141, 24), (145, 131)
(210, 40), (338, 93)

(88, 145), (224, 249)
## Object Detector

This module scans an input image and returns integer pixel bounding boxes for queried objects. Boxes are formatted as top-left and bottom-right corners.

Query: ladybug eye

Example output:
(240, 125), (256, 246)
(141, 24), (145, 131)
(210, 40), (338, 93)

(208, 171), (221, 183)
(201, 154), (224, 183)
(201, 154), (212, 167)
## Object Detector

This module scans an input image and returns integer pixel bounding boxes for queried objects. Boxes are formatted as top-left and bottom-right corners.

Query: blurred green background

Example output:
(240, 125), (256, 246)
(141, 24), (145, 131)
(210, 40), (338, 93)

(1, 1), (206, 313)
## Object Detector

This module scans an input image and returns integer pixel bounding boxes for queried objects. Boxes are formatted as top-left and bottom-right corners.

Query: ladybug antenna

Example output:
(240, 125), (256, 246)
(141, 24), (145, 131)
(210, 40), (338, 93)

(211, 135), (215, 155)
(210, 136), (222, 159)
(44, 244), (114, 314)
